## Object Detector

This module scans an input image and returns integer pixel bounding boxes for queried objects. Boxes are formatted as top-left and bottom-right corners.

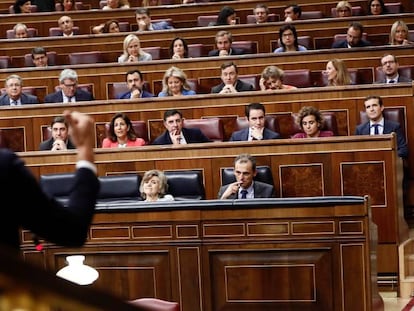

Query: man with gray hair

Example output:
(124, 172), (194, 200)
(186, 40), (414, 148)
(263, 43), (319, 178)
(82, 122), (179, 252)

(0, 74), (39, 105)
(44, 69), (94, 103)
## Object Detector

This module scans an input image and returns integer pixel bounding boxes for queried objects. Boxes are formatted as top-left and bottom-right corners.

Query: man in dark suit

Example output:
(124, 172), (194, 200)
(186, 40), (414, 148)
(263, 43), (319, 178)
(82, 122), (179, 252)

(218, 154), (275, 199)
(44, 69), (94, 103)
(152, 109), (211, 145)
(39, 116), (76, 151)
(211, 61), (255, 94)
(374, 54), (412, 84)
(208, 30), (245, 57)
(332, 22), (371, 48)
(0, 110), (99, 250)
(0, 74), (39, 106)
(135, 7), (174, 31)
(230, 103), (280, 141)
(117, 69), (154, 99)
(355, 95), (408, 158)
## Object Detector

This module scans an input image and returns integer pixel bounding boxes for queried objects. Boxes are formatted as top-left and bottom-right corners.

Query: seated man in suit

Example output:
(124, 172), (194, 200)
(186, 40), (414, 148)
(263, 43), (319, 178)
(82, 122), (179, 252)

(208, 30), (245, 57)
(39, 116), (76, 151)
(58, 15), (76, 37)
(374, 54), (412, 84)
(284, 4), (301, 22)
(117, 69), (154, 99)
(332, 22), (371, 48)
(152, 109), (211, 145)
(0, 74), (39, 105)
(218, 153), (275, 199)
(355, 95), (408, 158)
(135, 7), (174, 31)
(31, 46), (49, 68)
(230, 103), (280, 141)
(252, 4), (270, 24)
(44, 69), (94, 103)
(211, 61), (255, 94)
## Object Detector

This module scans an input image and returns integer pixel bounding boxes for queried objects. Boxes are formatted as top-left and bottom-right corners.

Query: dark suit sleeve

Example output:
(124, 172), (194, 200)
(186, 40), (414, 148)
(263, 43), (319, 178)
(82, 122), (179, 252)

(0, 149), (99, 249)
(392, 123), (409, 158)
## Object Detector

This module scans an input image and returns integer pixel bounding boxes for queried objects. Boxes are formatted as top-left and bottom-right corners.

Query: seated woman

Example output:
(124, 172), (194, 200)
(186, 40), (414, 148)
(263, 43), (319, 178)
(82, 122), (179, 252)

(142, 0), (161, 6)
(92, 19), (121, 34)
(13, 0), (32, 13)
(139, 169), (174, 202)
(102, 112), (146, 148)
(56, 0), (76, 11)
(118, 34), (152, 63)
(323, 58), (351, 86)
(292, 106), (334, 138)
(158, 66), (196, 97)
(335, 0), (352, 17)
(213, 6), (237, 26)
(259, 65), (297, 90)
(273, 24), (307, 53)
(170, 37), (189, 59)
(389, 20), (413, 46)
(102, 0), (130, 10)
(367, 0), (387, 15)
(13, 23), (29, 38)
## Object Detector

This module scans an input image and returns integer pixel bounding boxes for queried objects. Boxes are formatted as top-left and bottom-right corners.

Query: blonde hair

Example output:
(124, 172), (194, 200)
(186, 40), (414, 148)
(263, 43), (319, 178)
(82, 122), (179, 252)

(389, 20), (409, 45)
(336, 1), (352, 12)
(139, 170), (169, 199)
(121, 34), (145, 59)
(327, 58), (351, 86)
(261, 65), (284, 81)
(161, 66), (192, 96)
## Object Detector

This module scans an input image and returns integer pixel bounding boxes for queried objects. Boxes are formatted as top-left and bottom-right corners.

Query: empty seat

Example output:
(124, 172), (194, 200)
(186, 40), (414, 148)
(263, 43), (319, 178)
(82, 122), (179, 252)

(221, 165), (274, 186)
(0, 56), (11, 69)
(141, 47), (161, 60)
(104, 120), (149, 144)
(118, 21), (130, 32)
(164, 170), (205, 200)
(40, 173), (76, 205)
(129, 298), (179, 311)
(69, 51), (103, 65)
(300, 11), (323, 19)
(49, 26), (80, 36)
(24, 51), (57, 67)
(183, 117), (224, 142)
(98, 174), (142, 204)
(385, 2), (402, 13)
(238, 74), (259, 90)
(283, 69), (312, 88)
(197, 15), (217, 27)
(232, 41), (257, 54)
(188, 44), (205, 58)
(246, 13), (279, 24)
(6, 27), (37, 39)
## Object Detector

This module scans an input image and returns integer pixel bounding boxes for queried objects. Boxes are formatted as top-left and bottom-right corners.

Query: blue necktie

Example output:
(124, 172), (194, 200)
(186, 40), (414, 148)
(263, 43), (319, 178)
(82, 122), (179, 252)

(372, 124), (379, 135)
(240, 189), (248, 199)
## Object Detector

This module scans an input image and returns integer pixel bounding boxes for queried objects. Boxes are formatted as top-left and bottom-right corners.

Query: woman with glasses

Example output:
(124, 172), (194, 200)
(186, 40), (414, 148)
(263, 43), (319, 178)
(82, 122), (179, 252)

(273, 24), (307, 53)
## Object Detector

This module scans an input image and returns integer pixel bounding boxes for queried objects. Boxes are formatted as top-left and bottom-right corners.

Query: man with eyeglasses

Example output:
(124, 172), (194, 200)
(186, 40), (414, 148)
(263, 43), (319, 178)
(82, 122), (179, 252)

(375, 54), (412, 84)
(332, 22), (371, 48)
(116, 69), (154, 99)
(0, 74), (39, 105)
(44, 69), (94, 103)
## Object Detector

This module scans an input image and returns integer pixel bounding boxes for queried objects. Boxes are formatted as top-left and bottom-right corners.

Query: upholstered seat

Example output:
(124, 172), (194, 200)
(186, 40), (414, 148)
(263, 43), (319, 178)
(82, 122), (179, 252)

(283, 69), (313, 88)
(69, 51), (103, 65)
(129, 298), (179, 311)
(6, 28), (37, 39)
(221, 165), (274, 186)
(301, 10), (323, 19)
(288, 112), (339, 137)
(385, 2), (402, 13)
(374, 65), (413, 82)
(141, 47), (161, 60)
(183, 118), (224, 142)
(238, 74), (259, 90)
(235, 115), (279, 134)
(359, 107), (406, 139)
(0, 56), (11, 69)
(164, 170), (205, 200)
(49, 26), (80, 37)
(188, 44), (205, 58)
(197, 15), (217, 27)
(98, 174), (142, 203)
(24, 51), (57, 67)
(40, 173), (76, 205)
(107, 81), (151, 99)
(232, 41), (257, 54)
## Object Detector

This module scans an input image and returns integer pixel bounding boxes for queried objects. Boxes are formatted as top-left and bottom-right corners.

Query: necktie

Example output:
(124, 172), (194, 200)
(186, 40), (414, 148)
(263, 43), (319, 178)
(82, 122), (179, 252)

(240, 189), (248, 199)
(11, 100), (17, 106)
(372, 124), (379, 135)
(388, 80), (395, 84)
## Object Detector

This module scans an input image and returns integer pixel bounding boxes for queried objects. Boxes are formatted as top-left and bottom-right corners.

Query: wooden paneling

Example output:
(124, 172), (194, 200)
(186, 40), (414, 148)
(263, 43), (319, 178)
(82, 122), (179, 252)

(20, 197), (382, 310)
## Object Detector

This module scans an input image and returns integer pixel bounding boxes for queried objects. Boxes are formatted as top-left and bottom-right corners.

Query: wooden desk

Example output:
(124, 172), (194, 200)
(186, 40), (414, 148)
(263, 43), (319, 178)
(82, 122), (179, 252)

(21, 196), (383, 310)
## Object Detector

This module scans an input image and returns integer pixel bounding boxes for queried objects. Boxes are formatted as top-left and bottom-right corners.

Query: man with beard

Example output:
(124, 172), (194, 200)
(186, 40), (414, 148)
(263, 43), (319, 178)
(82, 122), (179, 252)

(117, 69), (154, 99)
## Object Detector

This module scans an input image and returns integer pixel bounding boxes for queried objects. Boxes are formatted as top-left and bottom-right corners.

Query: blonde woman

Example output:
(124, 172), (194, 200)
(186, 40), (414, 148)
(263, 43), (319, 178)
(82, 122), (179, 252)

(335, 0), (352, 17)
(158, 66), (196, 97)
(323, 59), (351, 86)
(102, 0), (130, 10)
(389, 20), (413, 46)
(139, 170), (174, 202)
(118, 34), (152, 63)
(259, 65), (297, 90)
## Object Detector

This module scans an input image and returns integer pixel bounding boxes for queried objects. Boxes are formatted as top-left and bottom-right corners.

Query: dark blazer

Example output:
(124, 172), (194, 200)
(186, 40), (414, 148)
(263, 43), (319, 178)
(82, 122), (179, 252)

(117, 90), (154, 99)
(211, 79), (255, 93)
(331, 39), (371, 49)
(151, 21), (174, 30)
(0, 93), (39, 106)
(0, 148), (99, 250)
(374, 76), (412, 84)
(39, 137), (76, 151)
(229, 127), (280, 141)
(208, 48), (245, 57)
(44, 89), (94, 103)
(152, 127), (211, 145)
(355, 119), (408, 158)
(218, 180), (275, 199)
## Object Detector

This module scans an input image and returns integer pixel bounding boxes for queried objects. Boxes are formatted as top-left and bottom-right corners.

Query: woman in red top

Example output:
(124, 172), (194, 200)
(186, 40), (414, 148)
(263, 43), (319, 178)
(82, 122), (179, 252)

(102, 112), (145, 148)
(292, 106), (334, 138)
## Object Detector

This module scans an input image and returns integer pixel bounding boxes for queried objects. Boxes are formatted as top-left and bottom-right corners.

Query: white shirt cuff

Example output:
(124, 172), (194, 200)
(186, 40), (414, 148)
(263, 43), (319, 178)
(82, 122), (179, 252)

(76, 160), (97, 175)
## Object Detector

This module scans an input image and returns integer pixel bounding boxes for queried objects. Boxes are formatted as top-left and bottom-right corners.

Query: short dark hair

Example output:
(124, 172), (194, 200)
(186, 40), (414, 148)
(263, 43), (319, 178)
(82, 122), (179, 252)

(31, 47), (46, 59)
(364, 95), (383, 107)
(163, 109), (183, 121)
(285, 4), (302, 17)
(349, 21), (364, 34)
(125, 69), (143, 80)
(51, 116), (68, 128)
(234, 153), (257, 171)
(245, 103), (265, 118)
(169, 37), (189, 58)
(220, 61), (237, 73)
(136, 7), (150, 15)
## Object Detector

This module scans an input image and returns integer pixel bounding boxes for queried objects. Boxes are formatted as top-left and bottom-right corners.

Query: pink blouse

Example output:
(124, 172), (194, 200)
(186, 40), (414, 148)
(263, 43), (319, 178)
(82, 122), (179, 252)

(102, 138), (146, 148)
(292, 131), (334, 138)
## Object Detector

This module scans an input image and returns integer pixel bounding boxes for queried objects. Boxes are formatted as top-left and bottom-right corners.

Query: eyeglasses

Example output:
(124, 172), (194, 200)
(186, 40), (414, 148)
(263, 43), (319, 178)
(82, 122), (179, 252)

(63, 83), (76, 88)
